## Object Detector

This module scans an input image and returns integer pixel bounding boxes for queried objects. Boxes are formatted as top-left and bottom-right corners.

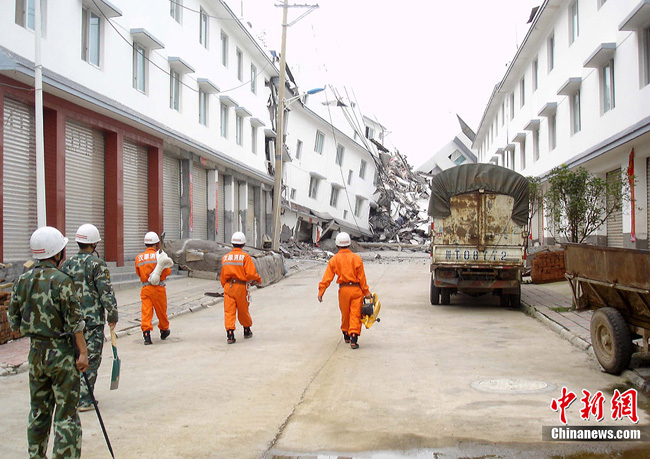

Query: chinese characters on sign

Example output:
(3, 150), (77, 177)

(550, 387), (638, 425)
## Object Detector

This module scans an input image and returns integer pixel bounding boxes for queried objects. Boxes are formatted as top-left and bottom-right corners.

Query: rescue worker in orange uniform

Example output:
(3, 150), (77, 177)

(135, 232), (171, 345)
(318, 232), (372, 349)
(220, 232), (261, 344)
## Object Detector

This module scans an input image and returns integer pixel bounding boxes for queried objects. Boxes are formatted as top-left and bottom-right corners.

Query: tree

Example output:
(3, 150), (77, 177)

(544, 164), (629, 243)
(527, 176), (543, 236)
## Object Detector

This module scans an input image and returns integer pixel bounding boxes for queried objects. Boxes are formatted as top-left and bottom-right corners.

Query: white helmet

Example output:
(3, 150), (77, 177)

(144, 231), (160, 244)
(75, 223), (101, 244)
(30, 226), (68, 260)
(335, 232), (351, 247)
(231, 231), (246, 245)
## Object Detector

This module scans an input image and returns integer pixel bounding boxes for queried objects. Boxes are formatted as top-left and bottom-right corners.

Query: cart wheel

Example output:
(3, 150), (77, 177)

(430, 275), (440, 305)
(590, 307), (632, 375)
(441, 288), (451, 305)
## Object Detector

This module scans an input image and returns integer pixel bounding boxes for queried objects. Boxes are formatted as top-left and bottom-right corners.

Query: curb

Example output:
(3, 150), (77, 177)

(521, 300), (649, 395)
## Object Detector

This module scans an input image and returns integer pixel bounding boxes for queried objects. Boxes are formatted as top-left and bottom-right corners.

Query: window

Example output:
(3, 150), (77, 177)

(643, 28), (650, 87)
(308, 177), (320, 199)
(170, 0), (182, 23)
(330, 187), (339, 208)
(250, 64), (257, 93)
(343, 210), (348, 219)
(359, 160), (367, 179)
(532, 59), (539, 92)
(519, 140), (526, 170)
(569, 1), (579, 45)
(251, 126), (257, 154)
(82, 7), (100, 67)
(236, 48), (243, 81)
(236, 114), (243, 146)
(314, 130), (324, 154)
(199, 8), (208, 48)
(199, 90), (208, 126)
(335, 144), (344, 166)
(221, 31), (228, 67)
(500, 103), (505, 126)
(290, 188), (296, 200)
(347, 169), (353, 185)
(354, 197), (363, 217)
(170, 70), (181, 111)
(509, 93), (515, 120)
(532, 129), (540, 162)
(570, 90), (581, 134)
(133, 43), (147, 93)
(548, 33), (555, 72)
(365, 126), (374, 139)
(601, 60), (615, 113)
(220, 103), (228, 138)
(295, 140), (303, 159)
(519, 77), (525, 107)
(548, 114), (557, 151)
(16, 0), (46, 32)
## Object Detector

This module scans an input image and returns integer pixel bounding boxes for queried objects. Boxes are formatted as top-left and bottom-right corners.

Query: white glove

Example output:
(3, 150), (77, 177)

(148, 250), (174, 285)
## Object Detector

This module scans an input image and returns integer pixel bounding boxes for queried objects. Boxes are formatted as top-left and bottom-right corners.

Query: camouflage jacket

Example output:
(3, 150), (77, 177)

(8, 260), (85, 339)
(60, 252), (118, 327)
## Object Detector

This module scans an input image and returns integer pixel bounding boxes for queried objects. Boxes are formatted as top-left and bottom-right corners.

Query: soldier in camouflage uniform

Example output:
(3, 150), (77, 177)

(61, 223), (118, 411)
(9, 226), (89, 458)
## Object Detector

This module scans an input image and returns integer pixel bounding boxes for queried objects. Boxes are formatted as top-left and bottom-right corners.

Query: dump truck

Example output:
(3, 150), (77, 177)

(428, 163), (529, 306)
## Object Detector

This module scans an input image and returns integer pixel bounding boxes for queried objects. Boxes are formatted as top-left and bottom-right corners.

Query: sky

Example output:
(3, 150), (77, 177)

(229, 0), (542, 168)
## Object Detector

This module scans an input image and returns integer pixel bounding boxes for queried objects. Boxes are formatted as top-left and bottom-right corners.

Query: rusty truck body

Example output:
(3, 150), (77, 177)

(428, 164), (529, 306)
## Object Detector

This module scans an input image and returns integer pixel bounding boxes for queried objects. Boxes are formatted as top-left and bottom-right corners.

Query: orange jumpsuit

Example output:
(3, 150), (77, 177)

(318, 248), (371, 336)
(135, 247), (171, 333)
(220, 247), (262, 331)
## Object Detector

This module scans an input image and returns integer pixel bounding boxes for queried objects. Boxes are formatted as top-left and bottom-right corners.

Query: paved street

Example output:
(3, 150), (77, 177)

(1, 252), (649, 458)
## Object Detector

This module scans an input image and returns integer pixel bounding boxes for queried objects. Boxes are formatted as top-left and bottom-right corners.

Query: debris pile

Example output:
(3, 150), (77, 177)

(369, 150), (431, 245)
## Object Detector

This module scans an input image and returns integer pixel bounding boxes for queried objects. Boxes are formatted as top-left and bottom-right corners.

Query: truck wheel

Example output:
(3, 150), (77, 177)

(430, 276), (440, 305)
(441, 288), (451, 305)
(590, 307), (632, 375)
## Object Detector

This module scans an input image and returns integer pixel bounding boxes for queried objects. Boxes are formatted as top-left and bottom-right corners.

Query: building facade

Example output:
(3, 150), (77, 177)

(417, 115), (477, 175)
(473, 0), (650, 249)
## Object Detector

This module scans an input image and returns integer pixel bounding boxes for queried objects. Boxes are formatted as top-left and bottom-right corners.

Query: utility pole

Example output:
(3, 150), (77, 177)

(271, 0), (289, 252)
(35, 0), (46, 228)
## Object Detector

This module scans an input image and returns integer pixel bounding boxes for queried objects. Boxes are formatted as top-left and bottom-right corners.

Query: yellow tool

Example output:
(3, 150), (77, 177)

(361, 293), (381, 329)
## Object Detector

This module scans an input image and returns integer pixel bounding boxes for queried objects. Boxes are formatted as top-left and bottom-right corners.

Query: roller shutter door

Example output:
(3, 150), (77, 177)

(246, 184), (254, 244)
(606, 169), (623, 248)
(123, 141), (148, 260)
(193, 166), (208, 239)
(65, 120), (105, 258)
(3, 98), (37, 262)
(217, 173), (225, 243)
(647, 158), (650, 250)
(163, 155), (181, 240)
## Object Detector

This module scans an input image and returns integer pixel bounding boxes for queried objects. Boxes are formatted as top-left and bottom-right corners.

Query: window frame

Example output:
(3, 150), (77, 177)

(251, 125), (258, 154)
(329, 187), (339, 208)
(235, 114), (244, 146)
(347, 169), (353, 185)
(133, 42), (147, 93)
(519, 77), (525, 108)
(569, 1), (579, 45)
(570, 89), (581, 135)
(170, 69), (181, 111)
(532, 128), (540, 162)
(548, 33), (555, 73)
(81, 7), (101, 68)
(314, 130), (325, 154)
(199, 90), (208, 126)
(295, 140), (303, 159)
(170, 0), (182, 23)
(335, 144), (344, 166)
(236, 48), (243, 81)
(548, 113), (557, 151)
(354, 197), (363, 217)
(532, 58), (539, 92)
(199, 8), (209, 48)
(220, 103), (228, 138)
(220, 31), (229, 67)
(250, 64), (257, 94)
(308, 177), (320, 199)
(601, 59), (615, 113)
(359, 159), (367, 179)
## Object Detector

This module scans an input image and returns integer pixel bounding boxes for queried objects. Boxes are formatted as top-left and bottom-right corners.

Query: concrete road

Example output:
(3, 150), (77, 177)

(1, 253), (648, 458)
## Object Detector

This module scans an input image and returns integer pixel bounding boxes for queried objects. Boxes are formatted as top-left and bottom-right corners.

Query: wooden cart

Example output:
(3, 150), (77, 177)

(563, 243), (650, 375)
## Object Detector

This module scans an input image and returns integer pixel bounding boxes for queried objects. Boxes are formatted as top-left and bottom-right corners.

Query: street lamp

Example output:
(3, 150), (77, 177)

(271, 86), (325, 251)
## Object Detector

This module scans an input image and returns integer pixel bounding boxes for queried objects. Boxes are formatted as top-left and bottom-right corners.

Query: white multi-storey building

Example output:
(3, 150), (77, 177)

(473, 0), (650, 249)
(281, 88), (379, 242)
(417, 115), (477, 175)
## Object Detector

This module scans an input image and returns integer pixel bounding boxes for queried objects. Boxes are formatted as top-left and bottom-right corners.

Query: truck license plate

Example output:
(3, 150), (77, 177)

(433, 247), (523, 263)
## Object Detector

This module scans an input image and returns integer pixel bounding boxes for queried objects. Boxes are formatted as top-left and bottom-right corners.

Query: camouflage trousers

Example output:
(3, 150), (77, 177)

(80, 325), (105, 407)
(28, 339), (82, 459)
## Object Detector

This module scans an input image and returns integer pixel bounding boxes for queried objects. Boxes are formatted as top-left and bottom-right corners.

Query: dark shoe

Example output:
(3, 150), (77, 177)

(350, 333), (359, 349)
(342, 331), (350, 343)
(160, 329), (170, 340)
(143, 331), (153, 345)
(244, 327), (253, 339)
(78, 400), (97, 412)
(227, 329), (236, 344)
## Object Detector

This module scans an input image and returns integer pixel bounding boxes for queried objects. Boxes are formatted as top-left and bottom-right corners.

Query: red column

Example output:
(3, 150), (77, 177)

(148, 146), (164, 235)
(44, 108), (66, 231)
(105, 132), (124, 266)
